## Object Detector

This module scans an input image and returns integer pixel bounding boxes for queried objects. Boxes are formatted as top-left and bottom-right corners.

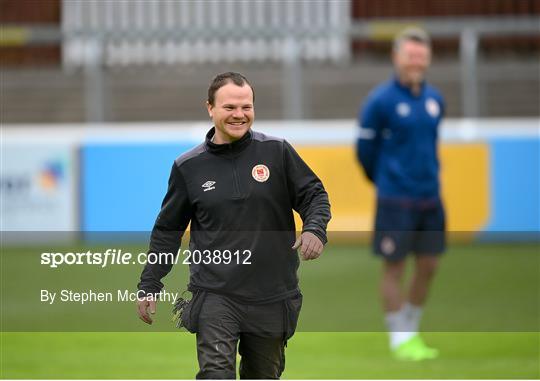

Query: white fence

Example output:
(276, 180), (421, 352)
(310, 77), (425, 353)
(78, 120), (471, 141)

(62, 0), (351, 66)
(4, 118), (539, 144)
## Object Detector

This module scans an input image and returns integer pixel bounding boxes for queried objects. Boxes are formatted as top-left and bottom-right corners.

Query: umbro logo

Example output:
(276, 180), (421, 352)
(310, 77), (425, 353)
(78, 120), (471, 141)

(202, 181), (216, 192)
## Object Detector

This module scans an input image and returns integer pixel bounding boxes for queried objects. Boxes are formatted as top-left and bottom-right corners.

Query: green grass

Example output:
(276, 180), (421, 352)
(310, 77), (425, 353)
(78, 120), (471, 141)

(1, 332), (538, 379)
(1, 242), (539, 378)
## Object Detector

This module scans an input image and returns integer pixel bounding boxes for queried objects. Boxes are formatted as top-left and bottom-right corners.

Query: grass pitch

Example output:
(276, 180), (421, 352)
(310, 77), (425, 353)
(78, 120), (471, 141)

(2, 332), (538, 378)
(1, 243), (538, 378)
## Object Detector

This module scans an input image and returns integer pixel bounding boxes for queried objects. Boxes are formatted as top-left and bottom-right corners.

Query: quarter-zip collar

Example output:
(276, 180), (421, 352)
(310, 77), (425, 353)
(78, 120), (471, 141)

(392, 74), (426, 98)
(205, 127), (252, 155)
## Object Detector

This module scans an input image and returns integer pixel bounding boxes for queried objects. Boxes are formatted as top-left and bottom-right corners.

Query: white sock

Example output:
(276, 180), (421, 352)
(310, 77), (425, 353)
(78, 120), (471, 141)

(385, 309), (415, 349)
(402, 302), (423, 333)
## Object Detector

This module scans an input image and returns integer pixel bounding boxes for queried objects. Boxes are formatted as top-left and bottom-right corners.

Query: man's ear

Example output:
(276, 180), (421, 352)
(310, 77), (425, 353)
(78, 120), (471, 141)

(206, 101), (213, 118)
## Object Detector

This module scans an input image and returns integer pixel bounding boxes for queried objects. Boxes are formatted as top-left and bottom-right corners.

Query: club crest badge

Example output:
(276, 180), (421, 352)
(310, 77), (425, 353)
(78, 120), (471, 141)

(252, 164), (270, 182)
(425, 98), (440, 118)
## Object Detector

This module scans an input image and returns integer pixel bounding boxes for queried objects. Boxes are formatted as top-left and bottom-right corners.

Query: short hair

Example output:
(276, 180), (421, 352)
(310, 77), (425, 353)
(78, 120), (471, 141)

(393, 27), (431, 52)
(207, 72), (254, 106)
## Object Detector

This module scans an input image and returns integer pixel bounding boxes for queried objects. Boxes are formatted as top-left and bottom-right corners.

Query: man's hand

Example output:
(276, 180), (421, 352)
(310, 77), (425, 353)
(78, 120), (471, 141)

(292, 231), (324, 261)
(137, 297), (156, 325)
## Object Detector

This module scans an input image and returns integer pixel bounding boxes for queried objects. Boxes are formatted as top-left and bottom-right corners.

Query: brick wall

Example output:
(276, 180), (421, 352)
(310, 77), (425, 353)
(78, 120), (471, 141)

(0, 0), (61, 67)
(351, 0), (540, 57)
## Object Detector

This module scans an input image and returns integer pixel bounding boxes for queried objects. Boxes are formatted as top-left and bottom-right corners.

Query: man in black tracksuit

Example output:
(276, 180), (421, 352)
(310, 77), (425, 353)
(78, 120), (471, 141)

(137, 72), (331, 379)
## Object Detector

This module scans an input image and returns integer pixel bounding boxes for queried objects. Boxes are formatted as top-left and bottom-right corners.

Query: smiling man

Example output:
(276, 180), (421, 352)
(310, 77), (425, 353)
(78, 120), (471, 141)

(356, 28), (446, 361)
(207, 77), (254, 143)
(137, 72), (331, 379)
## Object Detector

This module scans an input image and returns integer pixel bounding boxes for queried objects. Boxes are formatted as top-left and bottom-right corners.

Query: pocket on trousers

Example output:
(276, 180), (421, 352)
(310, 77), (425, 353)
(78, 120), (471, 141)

(284, 293), (303, 341)
(180, 290), (206, 333)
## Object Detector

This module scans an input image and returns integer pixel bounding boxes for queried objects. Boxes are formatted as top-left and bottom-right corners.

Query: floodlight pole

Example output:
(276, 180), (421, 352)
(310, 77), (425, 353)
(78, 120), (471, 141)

(83, 38), (107, 123)
(460, 28), (480, 118)
(282, 37), (304, 120)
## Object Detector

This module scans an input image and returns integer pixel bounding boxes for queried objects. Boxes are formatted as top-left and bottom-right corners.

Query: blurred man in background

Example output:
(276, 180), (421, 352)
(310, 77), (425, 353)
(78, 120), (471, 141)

(137, 72), (331, 378)
(356, 28), (446, 361)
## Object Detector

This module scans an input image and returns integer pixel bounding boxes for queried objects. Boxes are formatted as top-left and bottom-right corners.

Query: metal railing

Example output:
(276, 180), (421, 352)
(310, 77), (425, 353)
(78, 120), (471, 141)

(61, 0), (351, 65)
(1, 1), (538, 121)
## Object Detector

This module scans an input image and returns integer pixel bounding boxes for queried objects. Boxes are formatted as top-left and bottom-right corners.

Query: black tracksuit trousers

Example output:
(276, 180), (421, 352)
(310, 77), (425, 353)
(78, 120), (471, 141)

(195, 292), (301, 379)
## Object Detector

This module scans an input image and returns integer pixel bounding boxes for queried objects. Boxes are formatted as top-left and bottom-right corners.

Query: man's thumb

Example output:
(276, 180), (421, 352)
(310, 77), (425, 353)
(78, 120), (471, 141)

(292, 236), (302, 250)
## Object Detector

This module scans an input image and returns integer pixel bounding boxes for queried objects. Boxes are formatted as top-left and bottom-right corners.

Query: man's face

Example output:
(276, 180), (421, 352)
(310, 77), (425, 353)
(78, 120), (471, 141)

(393, 39), (431, 87)
(206, 83), (254, 144)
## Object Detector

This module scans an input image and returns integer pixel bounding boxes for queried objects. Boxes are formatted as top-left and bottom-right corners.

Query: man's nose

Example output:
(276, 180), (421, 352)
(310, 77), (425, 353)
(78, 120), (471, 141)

(232, 108), (244, 118)
(410, 56), (426, 66)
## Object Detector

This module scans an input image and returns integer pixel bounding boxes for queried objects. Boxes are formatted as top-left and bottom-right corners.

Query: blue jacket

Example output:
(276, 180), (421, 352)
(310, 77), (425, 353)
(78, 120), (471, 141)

(356, 76), (445, 199)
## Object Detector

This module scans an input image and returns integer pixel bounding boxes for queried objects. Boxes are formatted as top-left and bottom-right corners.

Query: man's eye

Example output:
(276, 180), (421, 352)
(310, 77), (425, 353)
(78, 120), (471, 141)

(224, 107), (233, 111)
(243, 107), (252, 111)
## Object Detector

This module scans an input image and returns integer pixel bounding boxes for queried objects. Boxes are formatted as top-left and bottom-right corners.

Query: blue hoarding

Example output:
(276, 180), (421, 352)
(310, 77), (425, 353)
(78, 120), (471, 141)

(81, 142), (196, 231)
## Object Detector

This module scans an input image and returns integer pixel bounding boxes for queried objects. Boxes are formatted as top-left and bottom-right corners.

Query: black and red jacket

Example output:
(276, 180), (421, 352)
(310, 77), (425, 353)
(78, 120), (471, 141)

(138, 127), (331, 303)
